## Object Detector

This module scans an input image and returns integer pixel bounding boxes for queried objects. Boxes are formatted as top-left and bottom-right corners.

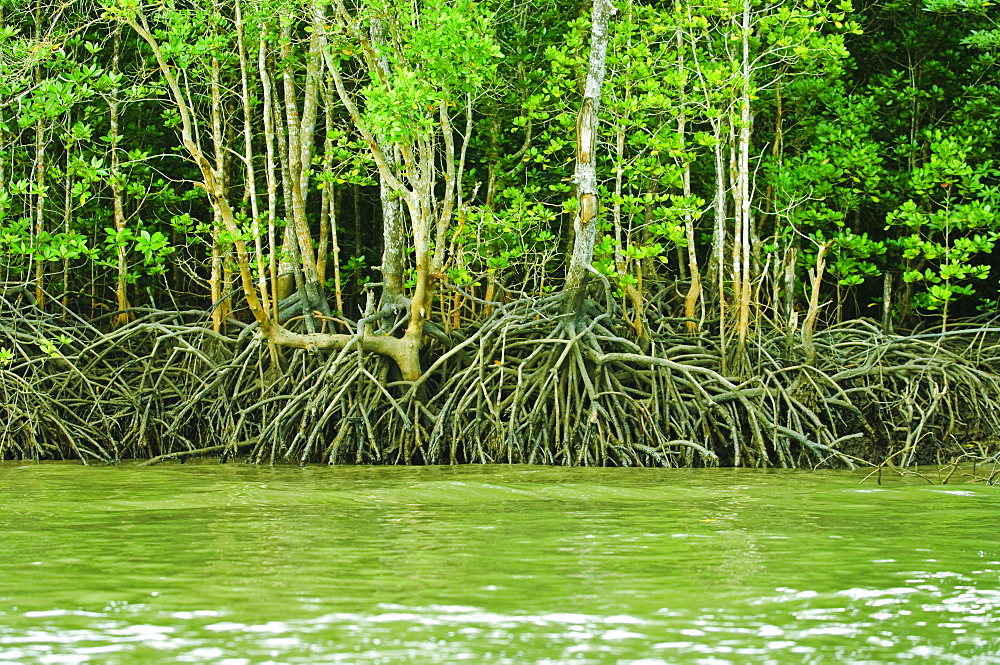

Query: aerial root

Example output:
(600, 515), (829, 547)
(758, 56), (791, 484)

(1, 285), (998, 469)
(406, 291), (848, 468)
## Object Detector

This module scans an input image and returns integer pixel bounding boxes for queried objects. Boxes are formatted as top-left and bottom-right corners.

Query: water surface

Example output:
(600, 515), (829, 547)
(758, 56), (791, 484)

(1, 463), (997, 663)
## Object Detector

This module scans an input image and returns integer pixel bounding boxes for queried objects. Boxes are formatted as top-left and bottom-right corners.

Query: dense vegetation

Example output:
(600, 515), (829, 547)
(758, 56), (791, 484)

(2, 0), (1000, 468)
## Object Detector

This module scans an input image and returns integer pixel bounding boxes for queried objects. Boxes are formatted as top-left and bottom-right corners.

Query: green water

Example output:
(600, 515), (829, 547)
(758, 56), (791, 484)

(0, 463), (997, 664)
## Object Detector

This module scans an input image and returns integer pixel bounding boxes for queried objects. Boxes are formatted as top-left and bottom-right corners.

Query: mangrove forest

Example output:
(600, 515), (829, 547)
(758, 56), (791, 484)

(2, 0), (1000, 470)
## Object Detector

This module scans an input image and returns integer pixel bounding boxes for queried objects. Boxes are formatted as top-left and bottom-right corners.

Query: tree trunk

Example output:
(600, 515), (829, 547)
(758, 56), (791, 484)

(711, 121), (728, 364)
(258, 31), (281, 320)
(281, 13), (329, 324)
(564, 0), (615, 314)
(677, 16), (701, 334)
(370, 17), (407, 314)
(733, 0), (753, 370)
(209, 53), (231, 332)
(31, 0), (46, 307)
(235, 0), (270, 321)
(109, 27), (131, 325)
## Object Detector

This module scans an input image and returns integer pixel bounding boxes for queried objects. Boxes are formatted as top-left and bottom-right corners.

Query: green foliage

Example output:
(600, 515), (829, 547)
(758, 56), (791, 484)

(0, 0), (998, 331)
(886, 134), (999, 313)
(359, 0), (502, 143)
(468, 186), (560, 277)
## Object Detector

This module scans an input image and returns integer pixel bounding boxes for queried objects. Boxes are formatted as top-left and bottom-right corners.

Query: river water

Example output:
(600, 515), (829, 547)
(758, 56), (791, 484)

(0, 462), (997, 664)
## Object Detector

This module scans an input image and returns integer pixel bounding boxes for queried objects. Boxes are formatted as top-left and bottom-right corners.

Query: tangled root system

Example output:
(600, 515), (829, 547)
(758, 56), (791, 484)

(2, 284), (998, 471)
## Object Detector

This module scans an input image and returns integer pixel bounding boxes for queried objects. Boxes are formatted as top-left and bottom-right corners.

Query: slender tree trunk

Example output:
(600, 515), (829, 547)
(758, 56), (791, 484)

(32, 0), (46, 307)
(271, 48), (303, 311)
(109, 28), (131, 324)
(711, 121), (728, 367)
(209, 54), (231, 332)
(432, 100), (456, 274)
(405, 136), (434, 338)
(235, 0), (270, 321)
(802, 242), (830, 367)
(783, 242), (798, 346)
(677, 18), (700, 334)
(371, 18), (407, 313)
(611, 122), (644, 337)
(258, 33), (281, 319)
(353, 183), (362, 257)
(734, 0), (753, 369)
(564, 0), (615, 315)
(881, 272), (894, 333)
(33, 120), (46, 307)
(330, 185), (344, 315)
(61, 108), (72, 310)
(282, 10), (330, 322)
(760, 78), (782, 241)
(317, 81), (333, 291)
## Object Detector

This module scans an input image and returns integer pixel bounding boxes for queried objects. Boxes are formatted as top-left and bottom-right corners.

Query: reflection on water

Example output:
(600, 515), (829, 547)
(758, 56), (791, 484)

(0, 464), (997, 664)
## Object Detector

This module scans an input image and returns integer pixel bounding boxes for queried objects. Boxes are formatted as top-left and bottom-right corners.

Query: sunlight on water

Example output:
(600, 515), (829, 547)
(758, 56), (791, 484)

(1, 463), (998, 663)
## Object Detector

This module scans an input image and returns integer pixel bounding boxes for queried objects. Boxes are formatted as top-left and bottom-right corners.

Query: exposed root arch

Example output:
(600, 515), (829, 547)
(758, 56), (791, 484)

(418, 289), (758, 467)
(811, 320), (1000, 466)
(2, 283), (999, 470)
